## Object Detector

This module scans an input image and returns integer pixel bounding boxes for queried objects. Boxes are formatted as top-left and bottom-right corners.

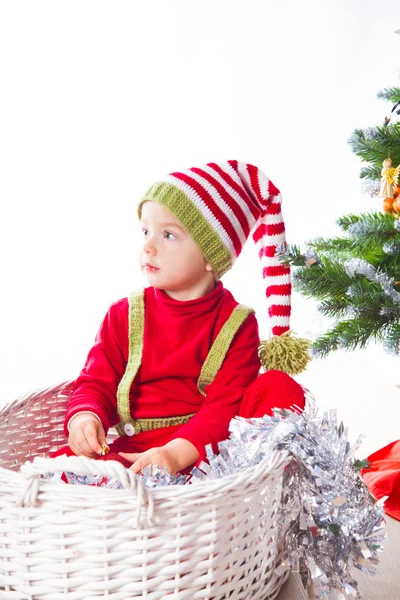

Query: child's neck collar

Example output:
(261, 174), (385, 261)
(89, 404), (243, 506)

(152, 281), (223, 315)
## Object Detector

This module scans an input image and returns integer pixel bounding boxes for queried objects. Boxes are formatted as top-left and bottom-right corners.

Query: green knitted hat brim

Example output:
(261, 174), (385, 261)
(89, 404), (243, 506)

(138, 182), (232, 280)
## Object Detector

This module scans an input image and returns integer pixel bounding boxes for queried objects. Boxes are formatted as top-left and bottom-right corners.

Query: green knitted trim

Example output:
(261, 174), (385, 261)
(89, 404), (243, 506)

(139, 182), (232, 280)
(197, 305), (255, 396)
(116, 289), (145, 426)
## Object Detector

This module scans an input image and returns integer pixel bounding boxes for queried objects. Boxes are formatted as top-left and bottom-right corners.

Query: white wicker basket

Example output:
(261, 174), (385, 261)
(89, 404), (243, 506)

(0, 382), (291, 600)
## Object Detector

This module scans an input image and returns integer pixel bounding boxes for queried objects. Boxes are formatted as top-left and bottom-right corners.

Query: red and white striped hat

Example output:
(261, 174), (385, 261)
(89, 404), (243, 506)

(140, 160), (291, 337)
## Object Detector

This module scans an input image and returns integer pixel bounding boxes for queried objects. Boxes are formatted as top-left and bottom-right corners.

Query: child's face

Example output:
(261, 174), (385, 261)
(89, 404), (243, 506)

(139, 201), (214, 300)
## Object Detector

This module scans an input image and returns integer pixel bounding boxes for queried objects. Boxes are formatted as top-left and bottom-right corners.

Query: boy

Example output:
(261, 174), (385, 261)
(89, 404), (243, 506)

(55, 160), (307, 473)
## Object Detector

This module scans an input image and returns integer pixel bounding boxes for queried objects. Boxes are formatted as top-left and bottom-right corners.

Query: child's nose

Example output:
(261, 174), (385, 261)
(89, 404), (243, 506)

(143, 237), (157, 255)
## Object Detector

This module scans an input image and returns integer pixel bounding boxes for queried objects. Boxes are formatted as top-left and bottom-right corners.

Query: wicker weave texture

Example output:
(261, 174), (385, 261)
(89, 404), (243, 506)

(0, 382), (290, 600)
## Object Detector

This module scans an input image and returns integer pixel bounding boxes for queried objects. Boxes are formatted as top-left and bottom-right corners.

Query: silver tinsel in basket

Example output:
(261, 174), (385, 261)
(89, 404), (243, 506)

(62, 464), (186, 488)
(191, 403), (386, 600)
(140, 464), (187, 488)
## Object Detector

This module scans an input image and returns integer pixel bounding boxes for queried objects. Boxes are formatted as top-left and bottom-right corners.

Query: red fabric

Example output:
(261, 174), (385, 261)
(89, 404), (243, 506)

(52, 426), (181, 468)
(247, 163), (265, 207)
(51, 446), (133, 469)
(239, 369), (305, 418)
(268, 180), (281, 197)
(210, 162), (260, 221)
(258, 246), (277, 259)
(64, 282), (261, 460)
(263, 265), (291, 278)
(267, 305), (291, 317)
(191, 167), (251, 238)
(362, 440), (400, 521)
(266, 283), (292, 298)
(53, 370), (305, 469)
(252, 221), (285, 242)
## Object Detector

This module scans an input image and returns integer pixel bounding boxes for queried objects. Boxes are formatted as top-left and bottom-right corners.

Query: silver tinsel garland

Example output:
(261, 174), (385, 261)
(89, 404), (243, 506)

(63, 464), (186, 488)
(383, 240), (400, 255)
(344, 258), (400, 305)
(382, 336), (400, 356)
(361, 179), (380, 198)
(190, 403), (386, 600)
(346, 222), (370, 237)
(275, 241), (319, 267)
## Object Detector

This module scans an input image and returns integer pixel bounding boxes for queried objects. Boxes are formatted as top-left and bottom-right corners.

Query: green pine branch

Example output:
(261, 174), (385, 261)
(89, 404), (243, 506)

(293, 258), (353, 301)
(289, 86), (400, 357)
(337, 212), (395, 233)
(383, 323), (400, 354)
(377, 87), (400, 104)
(278, 244), (308, 267)
(348, 126), (400, 170)
(311, 317), (392, 358)
(287, 213), (400, 274)
(359, 165), (381, 180)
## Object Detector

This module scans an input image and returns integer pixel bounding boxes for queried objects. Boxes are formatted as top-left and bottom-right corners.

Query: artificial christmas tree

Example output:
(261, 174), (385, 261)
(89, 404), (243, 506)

(283, 86), (400, 521)
(283, 86), (400, 358)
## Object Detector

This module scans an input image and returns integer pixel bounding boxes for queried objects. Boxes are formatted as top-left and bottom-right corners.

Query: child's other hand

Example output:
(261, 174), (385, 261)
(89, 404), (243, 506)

(119, 438), (199, 474)
(68, 413), (107, 457)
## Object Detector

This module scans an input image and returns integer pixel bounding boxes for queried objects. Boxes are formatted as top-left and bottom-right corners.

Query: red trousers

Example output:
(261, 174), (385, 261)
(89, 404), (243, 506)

(51, 369), (305, 468)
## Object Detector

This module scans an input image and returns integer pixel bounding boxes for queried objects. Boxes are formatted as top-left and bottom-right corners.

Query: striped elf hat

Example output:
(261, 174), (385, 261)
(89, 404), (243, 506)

(140, 160), (310, 375)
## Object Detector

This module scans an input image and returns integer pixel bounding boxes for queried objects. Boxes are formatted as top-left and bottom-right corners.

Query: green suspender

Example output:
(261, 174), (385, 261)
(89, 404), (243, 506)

(197, 304), (255, 396)
(115, 290), (255, 433)
(116, 289), (145, 431)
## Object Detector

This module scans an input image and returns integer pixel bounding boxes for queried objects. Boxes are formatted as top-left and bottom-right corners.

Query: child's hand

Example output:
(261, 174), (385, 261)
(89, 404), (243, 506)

(68, 413), (107, 457)
(119, 438), (199, 474)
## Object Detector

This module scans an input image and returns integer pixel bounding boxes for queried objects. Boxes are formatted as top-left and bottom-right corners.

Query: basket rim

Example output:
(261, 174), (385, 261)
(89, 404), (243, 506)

(10, 447), (290, 504)
(0, 379), (75, 419)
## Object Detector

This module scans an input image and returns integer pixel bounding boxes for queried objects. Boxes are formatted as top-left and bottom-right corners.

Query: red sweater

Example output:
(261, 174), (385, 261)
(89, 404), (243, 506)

(65, 282), (261, 457)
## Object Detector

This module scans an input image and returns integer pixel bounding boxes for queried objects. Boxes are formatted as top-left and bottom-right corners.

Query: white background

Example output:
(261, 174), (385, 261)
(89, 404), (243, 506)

(1, 1), (400, 456)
